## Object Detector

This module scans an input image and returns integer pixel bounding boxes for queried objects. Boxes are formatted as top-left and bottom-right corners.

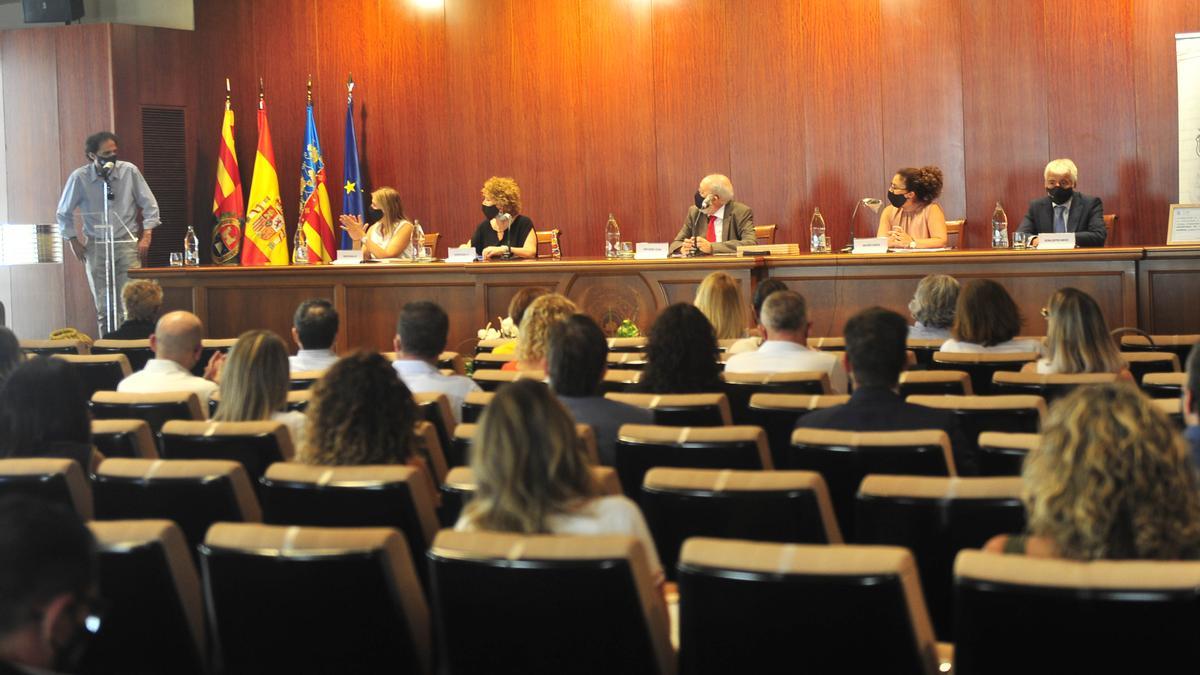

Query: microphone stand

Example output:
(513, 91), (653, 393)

(100, 172), (118, 335)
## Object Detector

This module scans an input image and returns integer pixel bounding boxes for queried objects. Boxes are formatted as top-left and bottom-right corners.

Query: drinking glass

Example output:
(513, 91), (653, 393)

(1012, 232), (1027, 250)
(169, 252), (184, 267)
(617, 241), (634, 258)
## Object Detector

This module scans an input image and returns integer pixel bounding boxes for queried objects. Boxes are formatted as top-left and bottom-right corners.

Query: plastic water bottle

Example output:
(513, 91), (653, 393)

(410, 219), (424, 261)
(549, 230), (562, 259)
(605, 213), (621, 258)
(809, 208), (828, 253)
(183, 225), (200, 266)
(991, 202), (1009, 248)
(293, 227), (309, 265)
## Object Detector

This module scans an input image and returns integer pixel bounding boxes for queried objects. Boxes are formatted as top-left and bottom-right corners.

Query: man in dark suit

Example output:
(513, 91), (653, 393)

(670, 173), (757, 255)
(546, 314), (652, 466)
(1184, 343), (1200, 468)
(796, 307), (976, 475)
(1015, 158), (1106, 247)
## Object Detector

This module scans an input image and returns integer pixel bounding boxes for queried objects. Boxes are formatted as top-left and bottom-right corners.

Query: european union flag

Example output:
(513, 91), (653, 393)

(341, 84), (363, 251)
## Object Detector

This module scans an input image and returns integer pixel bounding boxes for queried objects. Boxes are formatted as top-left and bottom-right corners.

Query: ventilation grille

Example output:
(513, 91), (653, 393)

(141, 107), (187, 267)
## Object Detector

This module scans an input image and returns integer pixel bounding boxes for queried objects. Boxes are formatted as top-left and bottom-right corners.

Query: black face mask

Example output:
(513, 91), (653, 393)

(1047, 186), (1073, 205)
(365, 206), (384, 223)
(482, 204), (500, 220)
(887, 191), (907, 208)
(694, 191), (705, 210)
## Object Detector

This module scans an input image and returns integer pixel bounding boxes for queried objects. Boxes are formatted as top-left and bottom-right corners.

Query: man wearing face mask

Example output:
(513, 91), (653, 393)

(56, 131), (161, 334)
(670, 174), (756, 255)
(0, 496), (99, 675)
(1016, 158), (1106, 248)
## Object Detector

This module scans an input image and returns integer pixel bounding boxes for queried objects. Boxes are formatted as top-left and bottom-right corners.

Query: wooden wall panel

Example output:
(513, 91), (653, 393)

(4, 28), (61, 223)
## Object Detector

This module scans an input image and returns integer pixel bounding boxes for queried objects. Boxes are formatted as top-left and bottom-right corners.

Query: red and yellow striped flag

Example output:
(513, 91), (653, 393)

(241, 94), (288, 266)
(211, 88), (244, 265)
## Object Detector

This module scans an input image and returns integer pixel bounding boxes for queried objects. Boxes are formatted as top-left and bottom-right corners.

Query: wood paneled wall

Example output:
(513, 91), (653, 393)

(178, 0), (1195, 258)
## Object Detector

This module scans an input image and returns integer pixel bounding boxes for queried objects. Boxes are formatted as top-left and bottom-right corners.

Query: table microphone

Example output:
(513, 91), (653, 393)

(690, 194), (716, 256)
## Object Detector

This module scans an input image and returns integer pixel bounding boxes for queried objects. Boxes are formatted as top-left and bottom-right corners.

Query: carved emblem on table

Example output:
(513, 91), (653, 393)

(574, 283), (646, 336)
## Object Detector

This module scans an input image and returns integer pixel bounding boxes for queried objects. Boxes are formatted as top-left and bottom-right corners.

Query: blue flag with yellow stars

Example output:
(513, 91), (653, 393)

(341, 82), (363, 251)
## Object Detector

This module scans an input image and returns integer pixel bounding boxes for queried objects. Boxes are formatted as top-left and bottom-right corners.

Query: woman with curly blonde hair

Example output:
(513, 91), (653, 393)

(694, 271), (750, 341)
(466, 176), (536, 260)
(986, 383), (1200, 559)
(501, 293), (578, 372)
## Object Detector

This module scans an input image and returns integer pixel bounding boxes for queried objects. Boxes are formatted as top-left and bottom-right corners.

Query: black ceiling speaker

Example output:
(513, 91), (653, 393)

(22, 0), (85, 24)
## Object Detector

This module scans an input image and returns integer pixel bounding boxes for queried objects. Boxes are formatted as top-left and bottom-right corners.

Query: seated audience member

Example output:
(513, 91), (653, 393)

(213, 330), (307, 449)
(393, 301), (481, 422)
(0, 495), (98, 675)
(670, 173), (756, 256)
(907, 274), (959, 340)
(117, 311), (221, 400)
(724, 291), (848, 394)
(797, 307), (973, 474)
(878, 166), (949, 249)
(1184, 343), (1200, 467)
(939, 279), (1041, 354)
(694, 271), (750, 341)
(986, 383), (1200, 559)
(1015, 158), (1107, 248)
(0, 328), (19, 385)
(456, 379), (663, 583)
(546, 315), (652, 465)
(1036, 287), (1131, 379)
(489, 286), (548, 356)
(0, 358), (102, 472)
(636, 303), (723, 394)
(104, 279), (162, 339)
(502, 294), (578, 372)
(727, 279), (788, 354)
(289, 298), (339, 372)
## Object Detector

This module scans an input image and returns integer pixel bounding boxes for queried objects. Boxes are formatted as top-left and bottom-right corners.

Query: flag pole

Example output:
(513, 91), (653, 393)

(307, 74), (312, 105)
(225, 77), (231, 111)
(258, 77), (264, 110)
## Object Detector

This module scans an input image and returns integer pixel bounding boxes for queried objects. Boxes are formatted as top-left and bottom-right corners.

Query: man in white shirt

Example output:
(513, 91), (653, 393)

(117, 310), (220, 400)
(724, 290), (848, 393)
(289, 298), (339, 372)
(392, 301), (480, 422)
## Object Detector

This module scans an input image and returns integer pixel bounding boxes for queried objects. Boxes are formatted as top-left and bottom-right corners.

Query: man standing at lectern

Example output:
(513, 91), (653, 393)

(1015, 158), (1106, 248)
(56, 131), (160, 333)
(670, 174), (756, 255)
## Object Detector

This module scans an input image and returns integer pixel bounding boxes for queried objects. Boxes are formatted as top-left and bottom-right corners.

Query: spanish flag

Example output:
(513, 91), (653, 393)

(241, 92), (288, 266)
(297, 100), (335, 263)
(211, 85), (244, 266)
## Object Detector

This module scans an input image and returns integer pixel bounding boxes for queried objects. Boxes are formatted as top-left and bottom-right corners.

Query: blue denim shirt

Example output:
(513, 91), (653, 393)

(1187, 425), (1200, 470)
(56, 161), (160, 240)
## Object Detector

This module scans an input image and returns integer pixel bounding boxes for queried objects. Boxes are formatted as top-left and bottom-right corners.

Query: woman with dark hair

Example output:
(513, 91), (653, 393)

(636, 303), (723, 393)
(878, 166), (949, 249)
(0, 357), (99, 471)
(0, 327), (20, 384)
(940, 279), (1042, 354)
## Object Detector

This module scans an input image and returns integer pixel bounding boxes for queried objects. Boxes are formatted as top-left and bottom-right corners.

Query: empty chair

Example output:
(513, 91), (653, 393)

(1122, 351), (1181, 383)
(91, 338), (153, 372)
(201, 523), (431, 675)
(608, 337), (648, 352)
(90, 391), (205, 432)
(285, 389), (311, 412)
(413, 419), (450, 485)
(976, 431), (1040, 476)
(20, 338), (88, 356)
(641, 468), (842, 580)
(191, 338), (235, 377)
(52, 354), (132, 398)
(288, 369), (325, 390)
(906, 395), (1045, 466)
(159, 420), (293, 483)
(471, 368), (545, 392)
(856, 475), (1025, 640)
(429, 530), (671, 675)
(439, 465), (621, 527)
(721, 371), (829, 425)
(898, 370), (973, 397)
(605, 393), (732, 427)
(677, 538), (941, 675)
(1153, 397), (1185, 430)
(991, 371), (1116, 402)
(806, 337), (845, 351)
(954, 550), (1200, 674)
(451, 422), (598, 470)
(601, 368), (641, 394)
(437, 351), (466, 375)
(1142, 372), (1186, 399)
(907, 338), (945, 367)
(607, 352), (648, 370)
(472, 352), (515, 370)
(473, 337), (511, 354)
(1121, 334), (1200, 361)
(81, 520), (207, 675)
(414, 392), (456, 464)
(615, 424), (771, 497)
(744, 393), (850, 468)
(0, 458), (92, 518)
(460, 390), (493, 423)
(91, 419), (158, 459)
(788, 429), (954, 538)
(931, 351), (1039, 395)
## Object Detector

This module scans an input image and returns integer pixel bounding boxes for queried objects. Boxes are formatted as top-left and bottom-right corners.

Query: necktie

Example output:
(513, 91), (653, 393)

(1053, 205), (1066, 234)
(706, 215), (717, 241)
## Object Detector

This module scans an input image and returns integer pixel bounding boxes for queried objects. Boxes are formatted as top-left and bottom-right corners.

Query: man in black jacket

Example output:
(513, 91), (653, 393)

(1015, 158), (1107, 247)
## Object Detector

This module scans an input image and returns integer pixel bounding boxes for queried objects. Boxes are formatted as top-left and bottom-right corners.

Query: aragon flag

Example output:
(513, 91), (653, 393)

(211, 85), (244, 265)
(241, 89), (288, 266)
(297, 98), (336, 263)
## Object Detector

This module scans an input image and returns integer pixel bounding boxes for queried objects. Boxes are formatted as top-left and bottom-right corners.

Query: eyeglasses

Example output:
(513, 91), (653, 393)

(1040, 307), (1050, 318)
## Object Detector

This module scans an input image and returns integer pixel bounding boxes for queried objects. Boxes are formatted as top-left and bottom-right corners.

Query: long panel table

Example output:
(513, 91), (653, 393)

(134, 247), (1191, 353)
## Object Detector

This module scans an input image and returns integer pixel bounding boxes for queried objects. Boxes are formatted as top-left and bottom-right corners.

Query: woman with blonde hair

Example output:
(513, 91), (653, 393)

(694, 271), (750, 341)
(338, 187), (417, 260)
(466, 176), (537, 260)
(1036, 287), (1130, 379)
(213, 330), (306, 449)
(985, 383), (1200, 559)
(501, 293), (578, 372)
(456, 379), (663, 580)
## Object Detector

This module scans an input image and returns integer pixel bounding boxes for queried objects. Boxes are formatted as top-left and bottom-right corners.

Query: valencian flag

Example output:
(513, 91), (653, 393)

(241, 83), (288, 265)
(211, 80), (244, 265)
(297, 92), (336, 263)
(341, 75), (363, 251)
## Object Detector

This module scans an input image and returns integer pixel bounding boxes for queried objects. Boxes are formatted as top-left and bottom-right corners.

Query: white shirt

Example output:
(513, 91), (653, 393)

(907, 322), (951, 341)
(271, 410), (307, 455)
(367, 219), (416, 259)
(726, 335), (763, 354)
(289, 348), (338, 372)
(393, 359), (481, 423)
(117, 358), (219, 402)
(939, 338), (1043, 354)
(723, 340), (848, 394)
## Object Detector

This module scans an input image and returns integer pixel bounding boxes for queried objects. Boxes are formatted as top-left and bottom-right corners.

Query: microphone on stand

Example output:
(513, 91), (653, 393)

(690, 194), (716, 256)
(841, 197), (883, 252)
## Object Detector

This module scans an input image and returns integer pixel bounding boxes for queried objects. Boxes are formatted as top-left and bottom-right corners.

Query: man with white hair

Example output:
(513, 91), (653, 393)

(723, 290), (848, 393)
(117, 310), (222, 400)
(1015, 158), (1107, 247)
(670, 173), (757, 255)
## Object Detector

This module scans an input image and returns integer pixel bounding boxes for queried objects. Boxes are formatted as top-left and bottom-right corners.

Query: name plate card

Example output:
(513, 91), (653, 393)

(445, 248), (477, 263)
(635, 242), (669, 260)
(332, 250), (362, 265)
(852, 237), (888, 254)
(1037, 232), (1076, 250)
(1167, 204), (1200, 245)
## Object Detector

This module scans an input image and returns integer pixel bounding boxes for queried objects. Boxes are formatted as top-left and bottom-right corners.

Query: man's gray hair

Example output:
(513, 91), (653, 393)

(761, 290), (807, 332)
(700, 174), (735, 201)
(908, 274), (959, 329)
(1044, 158), (1078, 183)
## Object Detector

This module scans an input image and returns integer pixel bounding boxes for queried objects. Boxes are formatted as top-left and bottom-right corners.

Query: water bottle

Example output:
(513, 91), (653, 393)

(183, 225), (200, 266)
(550, 230), (562, 259)
(991, 201), (1009, 248)
(410, 219), (424, 261)
(605, 213), (621, 258)
(809, 208), (828, 253)
(293, 227), (309, 265)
